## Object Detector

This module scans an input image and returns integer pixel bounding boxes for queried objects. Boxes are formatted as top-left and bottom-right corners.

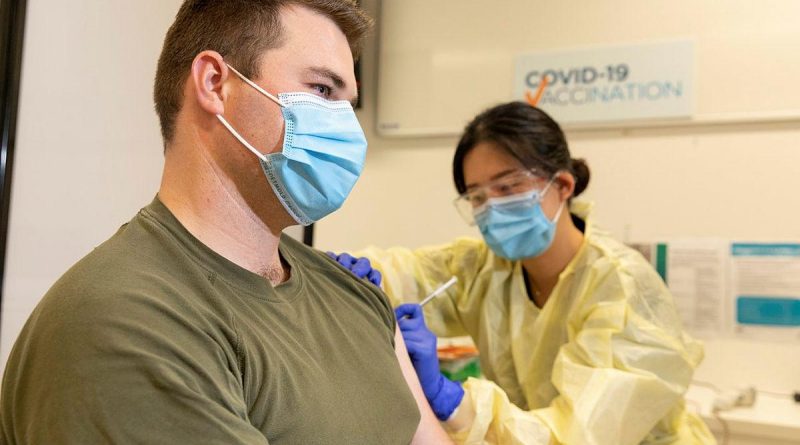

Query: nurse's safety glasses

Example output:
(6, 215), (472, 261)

(454, 168), (552, 225)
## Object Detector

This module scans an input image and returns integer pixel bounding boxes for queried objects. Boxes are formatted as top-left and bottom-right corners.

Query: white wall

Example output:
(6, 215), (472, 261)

(0, 0), (184, 374)
(318, 0), (800, 400)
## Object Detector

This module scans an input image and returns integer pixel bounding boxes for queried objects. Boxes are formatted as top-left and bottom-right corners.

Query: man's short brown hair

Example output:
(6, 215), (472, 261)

(154, 0), (372, 143)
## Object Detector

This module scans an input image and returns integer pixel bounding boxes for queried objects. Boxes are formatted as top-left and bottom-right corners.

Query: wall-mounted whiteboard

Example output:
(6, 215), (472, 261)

(376, 0), (800, 136)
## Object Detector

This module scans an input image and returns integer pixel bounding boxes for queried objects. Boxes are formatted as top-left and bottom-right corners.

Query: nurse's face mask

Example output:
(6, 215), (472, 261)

(454, 169), (565, 260)
(216, 64), (367, 226)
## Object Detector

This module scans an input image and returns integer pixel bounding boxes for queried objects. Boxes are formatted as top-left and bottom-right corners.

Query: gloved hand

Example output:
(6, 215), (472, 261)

(395, 304), (464, 421)
(326, 252), (382, 287)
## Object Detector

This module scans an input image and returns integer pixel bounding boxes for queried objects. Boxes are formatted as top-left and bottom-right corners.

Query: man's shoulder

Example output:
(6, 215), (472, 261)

(279, 233), (358, 278)
(279, 234), (396, 330)
(55, 220), (175, 286)
(37, 211), (211, 328)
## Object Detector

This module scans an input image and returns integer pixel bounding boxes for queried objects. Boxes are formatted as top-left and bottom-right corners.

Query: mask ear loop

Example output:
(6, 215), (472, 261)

(542, 173), (567, 223)
(216, 114), (268, 162)
(550, 200), (566, 224)
(215, 63), (286, 162)
(224, 63), (286, 108)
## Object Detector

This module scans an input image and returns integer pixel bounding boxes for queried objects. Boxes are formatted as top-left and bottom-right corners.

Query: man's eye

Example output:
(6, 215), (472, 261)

(310, 84), (332, 98)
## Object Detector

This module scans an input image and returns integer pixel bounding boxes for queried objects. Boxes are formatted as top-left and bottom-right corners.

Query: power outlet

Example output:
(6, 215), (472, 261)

(712, 386), (757, 412)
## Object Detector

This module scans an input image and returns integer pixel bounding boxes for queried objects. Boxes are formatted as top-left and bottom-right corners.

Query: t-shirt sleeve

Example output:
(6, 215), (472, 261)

(1, 281), (269, 445)
(316, 247), (399, 343)
(370, 287), (400, 347)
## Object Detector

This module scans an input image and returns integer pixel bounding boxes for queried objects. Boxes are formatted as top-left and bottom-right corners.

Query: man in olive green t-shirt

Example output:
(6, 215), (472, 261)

(3, 197), (422, 444)
(0, 1), (451, 444)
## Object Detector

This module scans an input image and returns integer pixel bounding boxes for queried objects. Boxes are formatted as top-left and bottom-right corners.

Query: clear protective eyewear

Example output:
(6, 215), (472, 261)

(453, 168), (553, 225)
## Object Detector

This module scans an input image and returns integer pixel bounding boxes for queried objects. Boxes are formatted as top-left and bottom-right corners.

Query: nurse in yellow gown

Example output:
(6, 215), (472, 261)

(338, 102), (715, 444)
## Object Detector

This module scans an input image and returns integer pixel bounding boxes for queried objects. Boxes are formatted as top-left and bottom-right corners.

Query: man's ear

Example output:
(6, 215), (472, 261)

(189, 50), (229, 116)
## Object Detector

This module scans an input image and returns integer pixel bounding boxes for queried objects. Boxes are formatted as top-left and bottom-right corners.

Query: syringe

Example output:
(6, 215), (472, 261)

(418, 276), (458, 308)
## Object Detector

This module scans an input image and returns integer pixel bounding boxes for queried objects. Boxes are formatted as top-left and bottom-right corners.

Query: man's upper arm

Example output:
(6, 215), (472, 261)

(2, 290), (268, 444)
(393, 324), (454, 445)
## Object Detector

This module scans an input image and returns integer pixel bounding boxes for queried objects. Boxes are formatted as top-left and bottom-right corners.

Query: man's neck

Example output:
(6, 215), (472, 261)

(158, 141), (290, 285)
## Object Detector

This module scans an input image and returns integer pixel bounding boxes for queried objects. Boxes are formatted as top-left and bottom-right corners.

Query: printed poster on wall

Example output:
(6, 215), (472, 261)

(632, 240), (800, 341)
(514, 41), (694, 125)
(730, 243), (800, 341)
(662, 240), (728, 337)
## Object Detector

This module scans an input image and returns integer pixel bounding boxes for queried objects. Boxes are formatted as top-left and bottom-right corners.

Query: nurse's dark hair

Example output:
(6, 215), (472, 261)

(452, 101), (590, 198)
(154, 0), (373, 144)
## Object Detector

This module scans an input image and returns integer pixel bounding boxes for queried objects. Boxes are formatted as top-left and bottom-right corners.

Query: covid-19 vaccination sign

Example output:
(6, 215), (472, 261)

(514, 41), (694, 125)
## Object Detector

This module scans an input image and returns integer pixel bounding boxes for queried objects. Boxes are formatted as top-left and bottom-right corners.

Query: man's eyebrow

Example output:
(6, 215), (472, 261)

(305, 66), (358, 107)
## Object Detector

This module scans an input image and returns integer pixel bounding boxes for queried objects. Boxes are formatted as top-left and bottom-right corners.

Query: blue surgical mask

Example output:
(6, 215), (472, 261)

(474, 182), (565, 260)
(216, 64), (367, 226)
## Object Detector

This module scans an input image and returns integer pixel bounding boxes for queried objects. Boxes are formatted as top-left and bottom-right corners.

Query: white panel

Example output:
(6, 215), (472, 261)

(377, 0), (800, 136)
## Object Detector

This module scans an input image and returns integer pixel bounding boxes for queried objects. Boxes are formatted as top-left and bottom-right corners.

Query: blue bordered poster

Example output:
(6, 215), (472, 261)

(731, 243), (800, 341)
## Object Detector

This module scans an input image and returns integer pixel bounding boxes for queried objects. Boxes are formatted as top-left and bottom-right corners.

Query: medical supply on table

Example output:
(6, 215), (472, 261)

(438, 338), (480, 383)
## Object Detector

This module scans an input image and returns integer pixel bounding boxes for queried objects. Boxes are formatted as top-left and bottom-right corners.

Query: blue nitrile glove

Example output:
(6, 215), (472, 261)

(395, 303), (464, 421)
(326, 252), (382, 287)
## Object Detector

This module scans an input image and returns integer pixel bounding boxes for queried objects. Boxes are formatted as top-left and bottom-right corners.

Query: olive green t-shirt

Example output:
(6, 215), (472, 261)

(1, 197), (420, 444)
